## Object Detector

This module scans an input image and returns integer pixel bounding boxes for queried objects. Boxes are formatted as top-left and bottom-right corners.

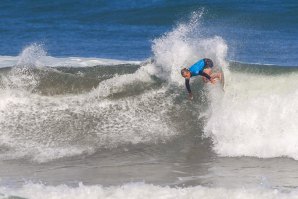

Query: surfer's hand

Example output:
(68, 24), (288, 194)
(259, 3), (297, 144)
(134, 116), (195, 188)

(188, 93), (193, 100)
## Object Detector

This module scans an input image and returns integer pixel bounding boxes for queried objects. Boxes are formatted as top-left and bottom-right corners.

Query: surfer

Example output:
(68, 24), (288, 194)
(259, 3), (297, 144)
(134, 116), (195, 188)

(181, 58), (221, 99)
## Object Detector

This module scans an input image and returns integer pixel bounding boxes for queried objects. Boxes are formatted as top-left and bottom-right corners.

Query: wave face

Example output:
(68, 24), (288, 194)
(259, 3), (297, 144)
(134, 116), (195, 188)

(0, 62), (176, 162)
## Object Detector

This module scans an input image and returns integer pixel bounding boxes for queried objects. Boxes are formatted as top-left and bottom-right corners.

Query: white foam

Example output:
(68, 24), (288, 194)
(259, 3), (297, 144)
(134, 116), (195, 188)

(0, 55), (141, 68)
(204, 71), (298, 159)
(0, 182), (297, 199)
(40, 56), (141, 67)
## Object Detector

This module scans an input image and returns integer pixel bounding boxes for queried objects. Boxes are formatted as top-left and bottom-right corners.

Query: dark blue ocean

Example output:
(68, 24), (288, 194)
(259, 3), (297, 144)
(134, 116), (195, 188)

(1, 0), (297, 66)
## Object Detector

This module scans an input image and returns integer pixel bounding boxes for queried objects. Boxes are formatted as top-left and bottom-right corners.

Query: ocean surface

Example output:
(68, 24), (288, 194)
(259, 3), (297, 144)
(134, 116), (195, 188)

(0, 1), (298, 198)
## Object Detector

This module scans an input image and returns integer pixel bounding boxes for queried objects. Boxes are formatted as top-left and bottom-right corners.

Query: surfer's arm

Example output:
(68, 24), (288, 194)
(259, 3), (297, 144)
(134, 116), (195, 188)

(185, 79), (193, 99)
(199, 71), (215, 84)
(185, 79), (191, 93)
(199, 71), (211, 81)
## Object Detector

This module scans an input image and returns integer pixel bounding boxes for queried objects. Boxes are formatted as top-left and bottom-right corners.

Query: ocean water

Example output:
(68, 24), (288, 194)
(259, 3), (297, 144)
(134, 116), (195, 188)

(0, 1), (298, 198)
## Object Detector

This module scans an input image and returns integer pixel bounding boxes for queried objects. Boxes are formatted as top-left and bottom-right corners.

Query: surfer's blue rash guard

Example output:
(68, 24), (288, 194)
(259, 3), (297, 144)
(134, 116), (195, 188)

(189, 59), (205, 76)
(184, 59), (212, 94)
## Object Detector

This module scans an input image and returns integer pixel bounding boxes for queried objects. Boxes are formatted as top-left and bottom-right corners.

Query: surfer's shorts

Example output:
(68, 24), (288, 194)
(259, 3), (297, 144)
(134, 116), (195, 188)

(203, 58), (214, 69)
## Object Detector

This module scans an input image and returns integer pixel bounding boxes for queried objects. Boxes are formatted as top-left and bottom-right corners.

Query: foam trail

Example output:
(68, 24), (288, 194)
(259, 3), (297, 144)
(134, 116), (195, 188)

(0, 182), (298, 199)
(205, 70), (298, 159)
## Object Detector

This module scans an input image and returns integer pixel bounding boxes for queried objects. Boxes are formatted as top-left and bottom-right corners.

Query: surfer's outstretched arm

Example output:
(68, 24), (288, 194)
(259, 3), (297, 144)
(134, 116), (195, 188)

(185, 79), (193, 99)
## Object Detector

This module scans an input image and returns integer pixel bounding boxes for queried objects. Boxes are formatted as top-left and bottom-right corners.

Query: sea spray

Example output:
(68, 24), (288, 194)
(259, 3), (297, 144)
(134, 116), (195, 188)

(17, 43), (47, 67)
(152, 11), (228, 84)
(1, 44), (47, 92)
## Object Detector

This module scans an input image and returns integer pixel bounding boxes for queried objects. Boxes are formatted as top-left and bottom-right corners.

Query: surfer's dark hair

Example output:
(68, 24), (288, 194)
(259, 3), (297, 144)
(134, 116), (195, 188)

(181, 68), (189, 76)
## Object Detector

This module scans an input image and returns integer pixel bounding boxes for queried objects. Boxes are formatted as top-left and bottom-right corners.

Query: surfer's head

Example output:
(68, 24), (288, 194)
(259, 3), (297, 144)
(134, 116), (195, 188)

(181, 68), (191, 78)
